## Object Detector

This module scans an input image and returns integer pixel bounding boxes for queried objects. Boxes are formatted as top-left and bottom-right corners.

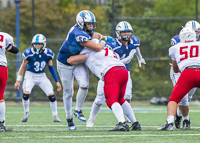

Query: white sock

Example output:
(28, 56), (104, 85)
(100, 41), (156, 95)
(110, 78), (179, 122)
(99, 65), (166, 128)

(121, 101), (137, 124)
(75, 88), (88, 111)
(0, 102), (5, 121)
(89, 102), (101, 120)
(176, 106), (182, 117)
(183, 115), (189, 121)
(167, 115), (174, 124)
(22, 99), (30, 113)
(111, 102), (125, 123)
(63, 97), (72, 119)
(50, 101), (57, 116)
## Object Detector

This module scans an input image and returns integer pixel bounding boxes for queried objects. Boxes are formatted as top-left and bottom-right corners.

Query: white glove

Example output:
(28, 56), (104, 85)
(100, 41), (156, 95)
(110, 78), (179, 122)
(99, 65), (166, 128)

(138, 58), (146, 67)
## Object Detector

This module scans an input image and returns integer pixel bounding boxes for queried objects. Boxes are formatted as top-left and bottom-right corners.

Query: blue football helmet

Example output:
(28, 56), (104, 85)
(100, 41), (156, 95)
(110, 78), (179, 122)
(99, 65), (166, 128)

(76, 10), (97, 35)
(115, 21), (133, 41)
(31, 34), (46, 54)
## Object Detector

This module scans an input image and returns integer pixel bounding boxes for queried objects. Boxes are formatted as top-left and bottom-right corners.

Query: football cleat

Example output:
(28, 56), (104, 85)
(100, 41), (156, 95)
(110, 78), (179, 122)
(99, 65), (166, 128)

(182, 120), (190, 130)
(109, 122), (129, 131)
(53, 115), (61, 122)
(158, 122), (173, 131)
(66, 118), (76, 130)
(73, 110), (86, 122)
(0, 121), (6, 132)
(86, 119), (94, 127)
(130, 121), (141, 131)
(21, 112), (30, 122)
(174, 114), (182, 129)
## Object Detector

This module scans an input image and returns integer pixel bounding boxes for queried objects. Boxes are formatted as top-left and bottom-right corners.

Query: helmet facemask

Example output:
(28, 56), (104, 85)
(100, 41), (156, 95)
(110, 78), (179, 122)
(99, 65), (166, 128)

(116, 30), (133, 42)
(32, 43), (45, 54)
(83, 22), (97, 35)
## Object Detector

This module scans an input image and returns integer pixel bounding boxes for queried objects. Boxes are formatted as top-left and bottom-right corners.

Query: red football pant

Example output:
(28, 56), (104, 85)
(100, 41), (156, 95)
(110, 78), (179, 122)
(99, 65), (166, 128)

(104, 66), (128, 109)
(169, 68), (200, 103)
(0, 67), (8, 100)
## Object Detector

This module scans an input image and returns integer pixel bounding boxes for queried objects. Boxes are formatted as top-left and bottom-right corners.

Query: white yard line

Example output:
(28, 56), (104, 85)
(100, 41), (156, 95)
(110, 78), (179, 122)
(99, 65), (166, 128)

(2, 134), (200, 139)
(5, 125), (200, 129)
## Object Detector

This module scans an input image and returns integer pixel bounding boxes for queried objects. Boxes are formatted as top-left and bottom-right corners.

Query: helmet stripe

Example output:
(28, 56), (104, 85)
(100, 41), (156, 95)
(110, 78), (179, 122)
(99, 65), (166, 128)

(192, 21), (196, 29)
(87, 11), (95, 22)
(35, 35), (40, 43)
(123, 22), (129, 31)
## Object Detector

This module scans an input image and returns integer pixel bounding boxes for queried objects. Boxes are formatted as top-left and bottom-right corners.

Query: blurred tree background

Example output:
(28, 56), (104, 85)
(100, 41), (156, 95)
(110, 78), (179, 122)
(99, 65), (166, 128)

(0, 0), (199, 101)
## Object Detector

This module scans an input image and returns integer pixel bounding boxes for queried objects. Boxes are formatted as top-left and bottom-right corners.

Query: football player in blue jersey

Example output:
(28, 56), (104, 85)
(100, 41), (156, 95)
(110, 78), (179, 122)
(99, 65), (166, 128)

(86, 21), (145, 129)
(170, 20), (200, 129)
(56, 10), (115, 130)
(14, 34), (62, 123)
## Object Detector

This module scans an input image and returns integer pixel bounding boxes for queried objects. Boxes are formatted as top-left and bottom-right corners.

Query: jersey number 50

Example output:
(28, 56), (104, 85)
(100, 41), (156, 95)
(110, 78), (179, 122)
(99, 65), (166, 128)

(180, 45), (199, 61)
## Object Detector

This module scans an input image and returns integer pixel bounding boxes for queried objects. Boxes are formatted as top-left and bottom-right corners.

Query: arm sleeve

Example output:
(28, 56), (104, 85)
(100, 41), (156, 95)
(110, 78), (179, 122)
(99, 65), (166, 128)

(75, 31), (91, 42)
(135, 47), (143, 60)
(48, 65), (59, 82)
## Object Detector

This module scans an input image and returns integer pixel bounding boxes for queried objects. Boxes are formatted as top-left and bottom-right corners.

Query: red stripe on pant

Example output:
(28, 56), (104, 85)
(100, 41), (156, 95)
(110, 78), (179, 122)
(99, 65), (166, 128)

(104, 66), (128, 109)
(169, 68), (200, 103)
(0, 67), (8, 100)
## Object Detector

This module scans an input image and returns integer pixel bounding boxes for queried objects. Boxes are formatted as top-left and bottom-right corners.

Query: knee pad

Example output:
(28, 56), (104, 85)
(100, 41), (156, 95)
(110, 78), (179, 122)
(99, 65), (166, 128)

(23, 93), (30, 100)
(48, 95), (56, 102)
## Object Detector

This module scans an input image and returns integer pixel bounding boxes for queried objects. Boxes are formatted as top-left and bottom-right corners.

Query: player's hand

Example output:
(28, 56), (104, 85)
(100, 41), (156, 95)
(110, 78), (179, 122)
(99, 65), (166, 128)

(56, 82), (62, 91)
(14, 81), (20, 90)
(138, 58), (146, 67)
(106, 36), (115, 42)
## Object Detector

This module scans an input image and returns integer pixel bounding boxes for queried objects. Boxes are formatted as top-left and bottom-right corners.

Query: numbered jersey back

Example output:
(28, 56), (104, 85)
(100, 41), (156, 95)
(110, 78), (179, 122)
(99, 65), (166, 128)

(0, 32), (14, 67)
(169, 41), (200, 72)
(80, 48), (125, 79)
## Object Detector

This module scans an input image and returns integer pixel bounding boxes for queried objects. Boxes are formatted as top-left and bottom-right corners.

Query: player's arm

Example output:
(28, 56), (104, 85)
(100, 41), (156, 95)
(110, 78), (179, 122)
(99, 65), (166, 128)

(67, 54), (87, 65)
(79, 40), (105, 52)
(135, 47), (146, 67)
(172, 60), (180, 73)
(48, 60), (62, 91)
(14, 60), (29, 90)
(93, 32), (115, 42)
(6, 44), (19, 54)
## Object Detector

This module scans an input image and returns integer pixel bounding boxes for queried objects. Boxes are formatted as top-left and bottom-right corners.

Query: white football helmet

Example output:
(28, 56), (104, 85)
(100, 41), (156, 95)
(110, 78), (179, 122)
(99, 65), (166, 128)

(31, 34), (46, 54)
(185, 20), (200, 40)
(115, 21), (133, 41)
(179, 27), (196, 43)
(76, 10), (96, 35)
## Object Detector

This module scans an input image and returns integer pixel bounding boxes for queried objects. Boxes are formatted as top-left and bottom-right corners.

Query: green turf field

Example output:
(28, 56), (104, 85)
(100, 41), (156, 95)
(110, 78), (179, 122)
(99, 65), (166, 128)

(1, 104), (200, 143)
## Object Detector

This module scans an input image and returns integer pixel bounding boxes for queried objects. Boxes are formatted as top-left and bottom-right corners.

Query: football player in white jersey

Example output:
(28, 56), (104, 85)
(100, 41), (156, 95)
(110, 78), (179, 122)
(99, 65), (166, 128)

(67, 39), (139, 131)
(170, 20), (200, 129)
(86, 21), (144, 128)
(159, 27), (200, 130)
(56, 10), (115, 130)
(14, 34), (62, 123)
(0, 31), (19, 132)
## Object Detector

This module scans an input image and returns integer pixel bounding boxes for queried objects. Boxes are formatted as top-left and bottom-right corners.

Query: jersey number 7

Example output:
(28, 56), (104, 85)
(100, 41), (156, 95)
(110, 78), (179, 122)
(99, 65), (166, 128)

(180, 45), (199, 61)
(0, 35), (4, 49)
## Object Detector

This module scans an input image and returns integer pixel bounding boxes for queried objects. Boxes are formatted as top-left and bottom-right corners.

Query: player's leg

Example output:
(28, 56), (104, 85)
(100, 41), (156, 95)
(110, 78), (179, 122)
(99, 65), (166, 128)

(38, 74), (61, 122)
(170, 66), (183, 128)
(21, 71), (35, 122)
(0, 67), (8, 132)
(178, 94), (190, 129)
(73, 63), (89, 122)
(124, 72), (133, 122)
(86, 80), (105, 127)
(57, 60), (76, 130)
(159, 69), (194, 130)
(105, 67), (129, 131)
